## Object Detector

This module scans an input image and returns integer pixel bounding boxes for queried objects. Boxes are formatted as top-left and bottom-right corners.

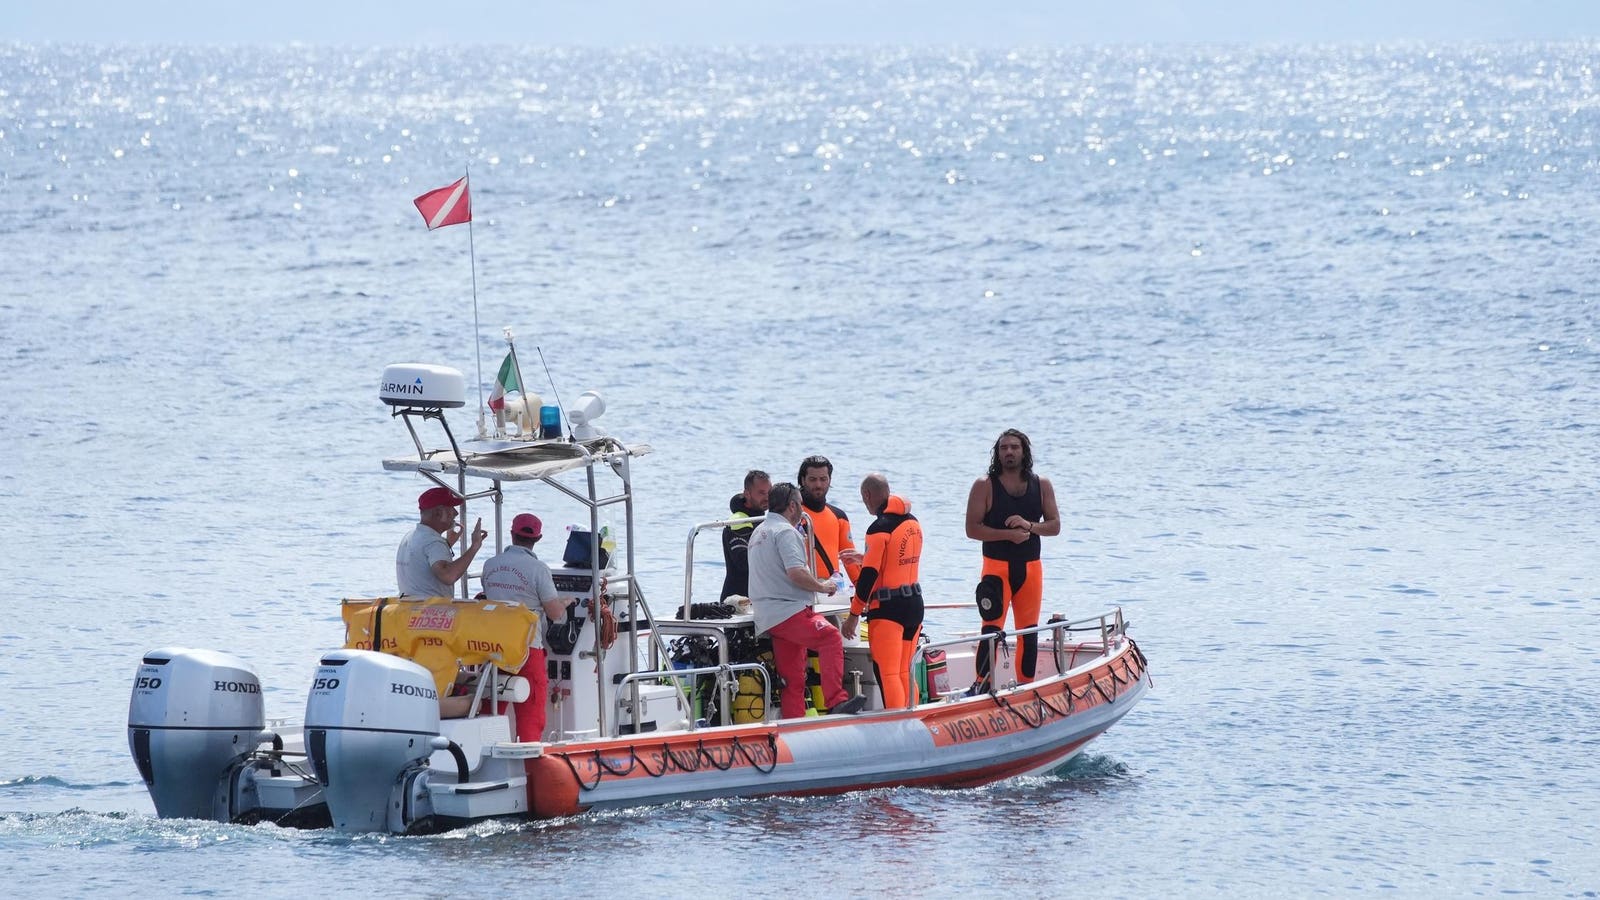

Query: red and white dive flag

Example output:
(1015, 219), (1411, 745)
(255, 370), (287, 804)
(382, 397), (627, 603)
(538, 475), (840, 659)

(413, 176), (472, 230)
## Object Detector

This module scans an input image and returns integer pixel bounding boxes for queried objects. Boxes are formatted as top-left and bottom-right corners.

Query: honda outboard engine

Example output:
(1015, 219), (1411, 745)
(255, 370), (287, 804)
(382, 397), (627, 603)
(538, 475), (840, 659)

(304, 649), (442, 833)
(127, 648), (268, 820)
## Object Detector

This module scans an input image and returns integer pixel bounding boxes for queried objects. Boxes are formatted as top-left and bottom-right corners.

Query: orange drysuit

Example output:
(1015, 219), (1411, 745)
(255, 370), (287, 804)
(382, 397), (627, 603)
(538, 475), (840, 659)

(851, 495), (924, 709)
(802, 499), (862, 584)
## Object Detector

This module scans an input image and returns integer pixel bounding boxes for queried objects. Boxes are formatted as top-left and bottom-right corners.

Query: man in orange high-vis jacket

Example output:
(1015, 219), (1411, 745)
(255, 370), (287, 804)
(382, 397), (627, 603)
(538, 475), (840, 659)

(964, 429), (1061, 691)
(797, 455), (862, 584)
(842, 473), (924, 709)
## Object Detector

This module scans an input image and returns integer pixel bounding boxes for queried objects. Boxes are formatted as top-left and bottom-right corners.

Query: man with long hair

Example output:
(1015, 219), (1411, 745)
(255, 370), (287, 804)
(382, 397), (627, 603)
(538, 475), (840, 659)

(964, 429), (1060, 690)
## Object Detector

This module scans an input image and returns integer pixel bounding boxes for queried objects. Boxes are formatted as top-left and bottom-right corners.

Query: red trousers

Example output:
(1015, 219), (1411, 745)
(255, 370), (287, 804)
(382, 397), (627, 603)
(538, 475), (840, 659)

(513, 647), (549, 742)
(768, 609), (848, 719)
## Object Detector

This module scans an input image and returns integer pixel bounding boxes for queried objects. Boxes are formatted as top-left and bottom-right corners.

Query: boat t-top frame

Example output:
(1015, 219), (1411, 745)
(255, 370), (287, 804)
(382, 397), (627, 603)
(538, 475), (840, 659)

(383, 403), (666, 737)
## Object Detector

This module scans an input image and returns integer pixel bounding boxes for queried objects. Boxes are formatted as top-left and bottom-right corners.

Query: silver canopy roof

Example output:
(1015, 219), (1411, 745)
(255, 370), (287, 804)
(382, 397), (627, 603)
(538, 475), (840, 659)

(382, 436), (652, 482)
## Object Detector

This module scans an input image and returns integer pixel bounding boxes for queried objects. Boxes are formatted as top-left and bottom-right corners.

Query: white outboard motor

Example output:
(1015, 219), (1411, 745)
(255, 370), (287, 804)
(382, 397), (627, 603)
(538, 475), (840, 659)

(304, 649), (443, 833)
(127, 648), (268, 821)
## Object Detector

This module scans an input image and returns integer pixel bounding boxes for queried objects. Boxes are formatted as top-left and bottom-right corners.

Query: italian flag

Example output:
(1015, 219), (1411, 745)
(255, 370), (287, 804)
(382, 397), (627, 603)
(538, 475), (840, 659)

(487, 352), (518, 412)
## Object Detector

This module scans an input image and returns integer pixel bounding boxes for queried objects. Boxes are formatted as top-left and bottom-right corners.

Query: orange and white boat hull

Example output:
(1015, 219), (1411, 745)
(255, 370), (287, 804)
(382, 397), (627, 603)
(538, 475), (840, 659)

(524, 637), (1149, 818)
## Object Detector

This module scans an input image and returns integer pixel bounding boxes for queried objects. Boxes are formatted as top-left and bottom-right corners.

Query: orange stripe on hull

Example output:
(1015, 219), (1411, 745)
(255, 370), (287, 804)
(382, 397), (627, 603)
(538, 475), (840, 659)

(527, 730), (798, 817)
(924, 658), (1129, 748)
(525, 639), (1146, 818)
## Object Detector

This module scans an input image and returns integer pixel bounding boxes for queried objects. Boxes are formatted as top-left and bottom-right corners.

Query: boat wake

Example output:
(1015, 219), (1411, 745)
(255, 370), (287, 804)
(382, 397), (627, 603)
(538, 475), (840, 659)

(0, 775), (129, 792)
(1051, 751), (1132, 781)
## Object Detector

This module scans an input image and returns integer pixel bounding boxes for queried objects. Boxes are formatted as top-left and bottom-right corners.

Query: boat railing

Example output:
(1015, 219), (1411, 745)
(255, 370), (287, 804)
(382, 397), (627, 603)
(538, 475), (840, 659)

(615, 577), (701, 731)
(613, 662), (772, 736)
(681, 514), (771, 617)
(461, 660), (512, 719)
(661, 515), (777, 729)
(681, 514), (828, 614)
(905, 608), (1126, 711)
(646, 617), (754, 728)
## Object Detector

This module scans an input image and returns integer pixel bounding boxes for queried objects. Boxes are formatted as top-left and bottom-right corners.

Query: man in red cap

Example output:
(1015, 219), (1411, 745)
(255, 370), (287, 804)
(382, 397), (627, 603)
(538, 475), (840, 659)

(480, 512), (565, 742)
(396, 486), (487, 598)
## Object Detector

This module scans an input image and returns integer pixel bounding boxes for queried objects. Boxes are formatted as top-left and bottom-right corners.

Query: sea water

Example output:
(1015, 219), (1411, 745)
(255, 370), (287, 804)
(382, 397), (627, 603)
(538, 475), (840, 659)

(1, 42), (1598, 897)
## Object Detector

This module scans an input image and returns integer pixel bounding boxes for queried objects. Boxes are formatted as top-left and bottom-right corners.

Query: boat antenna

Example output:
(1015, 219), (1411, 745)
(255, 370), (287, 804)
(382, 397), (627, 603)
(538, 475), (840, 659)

(411, 167), (483, 436)
(465, 163), (486, 439)
(503, 328), (536, 437)
(536, 346), (571, 440)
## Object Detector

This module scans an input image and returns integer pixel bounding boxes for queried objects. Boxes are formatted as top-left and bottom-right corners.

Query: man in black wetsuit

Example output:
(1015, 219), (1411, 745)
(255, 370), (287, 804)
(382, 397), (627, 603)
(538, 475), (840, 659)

(964, 428), (1061, 691)
(721, 469), (771, 599)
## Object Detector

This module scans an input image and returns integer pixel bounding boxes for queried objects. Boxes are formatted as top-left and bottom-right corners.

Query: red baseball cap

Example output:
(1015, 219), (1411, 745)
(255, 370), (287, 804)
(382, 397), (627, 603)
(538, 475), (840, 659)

(512, 513), (543, 539)
(418, 487), (462, 510)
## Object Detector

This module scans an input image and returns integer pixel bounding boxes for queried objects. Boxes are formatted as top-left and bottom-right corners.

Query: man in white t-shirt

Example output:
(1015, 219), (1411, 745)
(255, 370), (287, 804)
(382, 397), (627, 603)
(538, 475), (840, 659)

(749, 482), (866, 718)
(480, 512), (567, 742)
(396, 487), (486, 598)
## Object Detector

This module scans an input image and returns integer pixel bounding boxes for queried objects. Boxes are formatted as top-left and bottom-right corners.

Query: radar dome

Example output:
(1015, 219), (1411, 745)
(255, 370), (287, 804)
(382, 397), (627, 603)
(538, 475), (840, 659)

(379, 364), (466, 408)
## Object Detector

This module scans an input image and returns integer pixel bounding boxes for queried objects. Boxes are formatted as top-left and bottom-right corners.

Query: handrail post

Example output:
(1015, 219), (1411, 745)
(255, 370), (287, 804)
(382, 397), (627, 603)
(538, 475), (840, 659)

(908, 609), (1129, 700)
(720, 664), (733, 723)
(682, 526), (699, 621)
(682, 514), (771, 620)
(625, 580), (698, 727)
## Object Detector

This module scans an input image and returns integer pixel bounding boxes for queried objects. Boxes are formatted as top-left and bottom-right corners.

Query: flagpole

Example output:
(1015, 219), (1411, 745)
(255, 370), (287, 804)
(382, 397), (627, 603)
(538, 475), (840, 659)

(466, 165), (486, 439)
(504, 329), (537, 437)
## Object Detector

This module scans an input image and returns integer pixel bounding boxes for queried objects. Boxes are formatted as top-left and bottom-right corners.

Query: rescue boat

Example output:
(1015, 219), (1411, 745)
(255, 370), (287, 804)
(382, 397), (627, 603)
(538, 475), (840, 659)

(127, 358), (1150, 833)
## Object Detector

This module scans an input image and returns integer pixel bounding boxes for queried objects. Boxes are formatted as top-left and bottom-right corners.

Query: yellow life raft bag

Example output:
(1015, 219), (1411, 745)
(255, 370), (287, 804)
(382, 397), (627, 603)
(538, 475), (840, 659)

(340, 596), (539, 695)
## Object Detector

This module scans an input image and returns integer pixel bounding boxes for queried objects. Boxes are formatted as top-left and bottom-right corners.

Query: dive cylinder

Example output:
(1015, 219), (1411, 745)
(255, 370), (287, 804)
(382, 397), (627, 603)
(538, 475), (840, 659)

(303, 649), (441, 833)
(127, 647), (268, 821)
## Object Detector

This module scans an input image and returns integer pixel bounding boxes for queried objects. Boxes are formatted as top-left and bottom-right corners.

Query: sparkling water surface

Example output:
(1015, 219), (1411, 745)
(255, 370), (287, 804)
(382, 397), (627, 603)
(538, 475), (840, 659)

(2, 42), (1598, 897)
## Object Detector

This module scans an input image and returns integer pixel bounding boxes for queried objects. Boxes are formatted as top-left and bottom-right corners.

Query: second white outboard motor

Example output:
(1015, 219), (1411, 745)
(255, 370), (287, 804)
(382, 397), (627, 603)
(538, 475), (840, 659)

(127, 648), (268, 821)
(304, 649), (442, 833)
